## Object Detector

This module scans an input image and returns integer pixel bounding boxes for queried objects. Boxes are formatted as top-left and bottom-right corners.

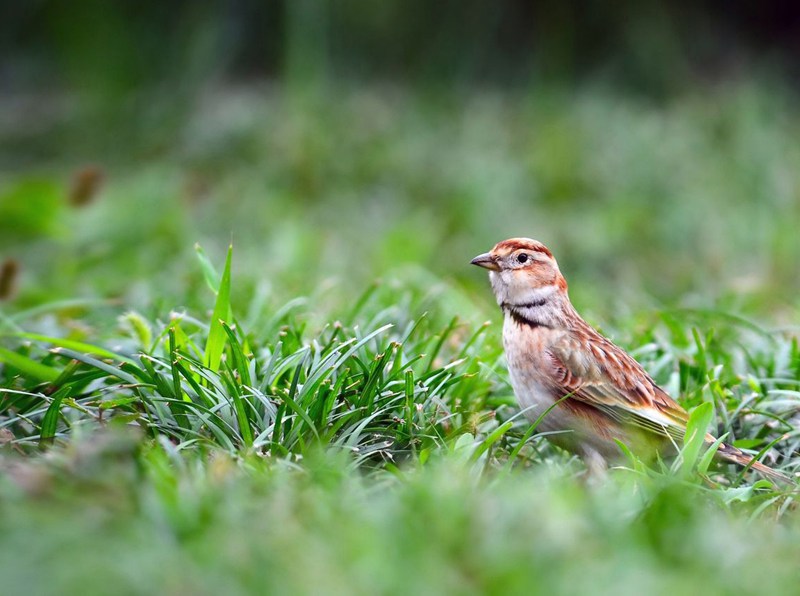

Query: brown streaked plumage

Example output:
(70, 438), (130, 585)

(471, 237), (791, 483)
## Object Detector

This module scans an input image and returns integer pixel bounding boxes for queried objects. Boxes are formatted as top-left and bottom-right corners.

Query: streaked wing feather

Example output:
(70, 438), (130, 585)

(545, 330), (689, 441)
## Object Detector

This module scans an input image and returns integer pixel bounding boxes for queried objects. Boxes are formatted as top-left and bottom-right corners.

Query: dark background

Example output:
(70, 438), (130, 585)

(4, 1), (800, 95)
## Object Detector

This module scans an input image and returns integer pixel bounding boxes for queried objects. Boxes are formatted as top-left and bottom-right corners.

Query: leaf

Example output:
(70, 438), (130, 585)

(99, 396), (140, 409)
(52, 348), (140, 385)
(172, 358), (213, 407)
(222, 322), (252, 387)
(280, 351), (312, 438)
(731, 438), (764, 450)
(204, 244), (233, 373)
(12, 332), (137, 365)
(503, 392), (577, 472)
(425, 316), (459, 373)
(40, 385), (72, 447)
(0, 346), (60, 382)
(698, 433), (726, 475)
(119, 311), (153, 349)
(360, 350), (391, 410)
(404, 369), (415, 439)
(471, 420), (513, 462)
(681, 401), (714, 477)
(195, 243), (221, 293)
(452, 432), (476, 457)
(168, 328), (186, 402)
(278, 388), (320, 442)
(222, 364), (254, 448)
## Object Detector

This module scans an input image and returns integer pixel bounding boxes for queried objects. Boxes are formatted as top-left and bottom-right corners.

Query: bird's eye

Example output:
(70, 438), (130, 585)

(516, 253), (529, 264)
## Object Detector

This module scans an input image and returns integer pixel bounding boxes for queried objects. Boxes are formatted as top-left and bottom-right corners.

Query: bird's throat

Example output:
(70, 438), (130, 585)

(500, 286), (571, 330)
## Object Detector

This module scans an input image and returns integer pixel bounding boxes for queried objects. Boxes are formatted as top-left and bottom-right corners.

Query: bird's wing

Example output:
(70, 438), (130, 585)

(545, 330), (690, 443)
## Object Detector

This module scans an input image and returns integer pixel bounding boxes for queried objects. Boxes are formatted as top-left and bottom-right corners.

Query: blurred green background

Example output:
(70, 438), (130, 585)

(2, 1), (800, 320)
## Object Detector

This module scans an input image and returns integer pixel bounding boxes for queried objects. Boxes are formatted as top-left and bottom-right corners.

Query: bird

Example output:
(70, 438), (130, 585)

(471, 237), (791, 484)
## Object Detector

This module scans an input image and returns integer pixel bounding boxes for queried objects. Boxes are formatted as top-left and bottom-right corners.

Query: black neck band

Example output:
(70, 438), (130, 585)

(505, 308), (553, 330)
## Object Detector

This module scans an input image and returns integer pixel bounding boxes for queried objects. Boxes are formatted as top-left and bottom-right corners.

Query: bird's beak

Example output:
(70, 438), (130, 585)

(470, 252), (500, 271)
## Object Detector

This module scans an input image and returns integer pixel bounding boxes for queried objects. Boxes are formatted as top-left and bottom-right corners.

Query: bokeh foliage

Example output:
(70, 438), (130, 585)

(2, 84), (800, 317)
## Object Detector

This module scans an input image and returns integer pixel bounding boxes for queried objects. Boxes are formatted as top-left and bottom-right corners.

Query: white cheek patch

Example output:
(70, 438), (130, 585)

(489, 268), (559, 308)
(489, 271), (509, 305)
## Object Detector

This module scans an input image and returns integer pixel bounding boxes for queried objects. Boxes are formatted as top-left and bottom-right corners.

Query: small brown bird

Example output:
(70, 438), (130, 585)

(472, 237), (790, 483)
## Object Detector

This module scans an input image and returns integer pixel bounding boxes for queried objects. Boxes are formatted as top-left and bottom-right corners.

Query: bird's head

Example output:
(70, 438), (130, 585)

(470, 238), (568, 307)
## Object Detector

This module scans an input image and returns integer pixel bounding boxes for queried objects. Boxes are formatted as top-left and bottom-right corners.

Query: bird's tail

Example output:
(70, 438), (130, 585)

(716, 442), (793, 485)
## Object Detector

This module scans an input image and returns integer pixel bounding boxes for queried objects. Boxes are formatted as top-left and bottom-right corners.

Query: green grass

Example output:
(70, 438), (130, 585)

(3, 444), (800, 596)
(2, 81), (800, 594)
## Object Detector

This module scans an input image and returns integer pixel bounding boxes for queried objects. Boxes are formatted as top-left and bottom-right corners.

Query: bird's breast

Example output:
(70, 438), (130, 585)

(502, 315), (573, 434)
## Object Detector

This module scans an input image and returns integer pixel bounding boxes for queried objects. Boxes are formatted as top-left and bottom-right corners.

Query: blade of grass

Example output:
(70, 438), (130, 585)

(404, 369), (415, 440)
(471, 420), (514, 462)
(425, 316), (459, 373)
(173, 358), (213, 407)
(39, 385), (73, 447)
(220, 363), (254, 448)
(168, 328), (186, 402)
(698, 433), (727, 475)
(195, 243), (221, 293)
(222, 322), (252, 387)
(360, 350), (391, 411)
(0, 346), (61, 383)
(11, 333), (137, 365)
(204, 244), (233, 373)
(50, 348), (140, 385)
(680, 401), (714, 477)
